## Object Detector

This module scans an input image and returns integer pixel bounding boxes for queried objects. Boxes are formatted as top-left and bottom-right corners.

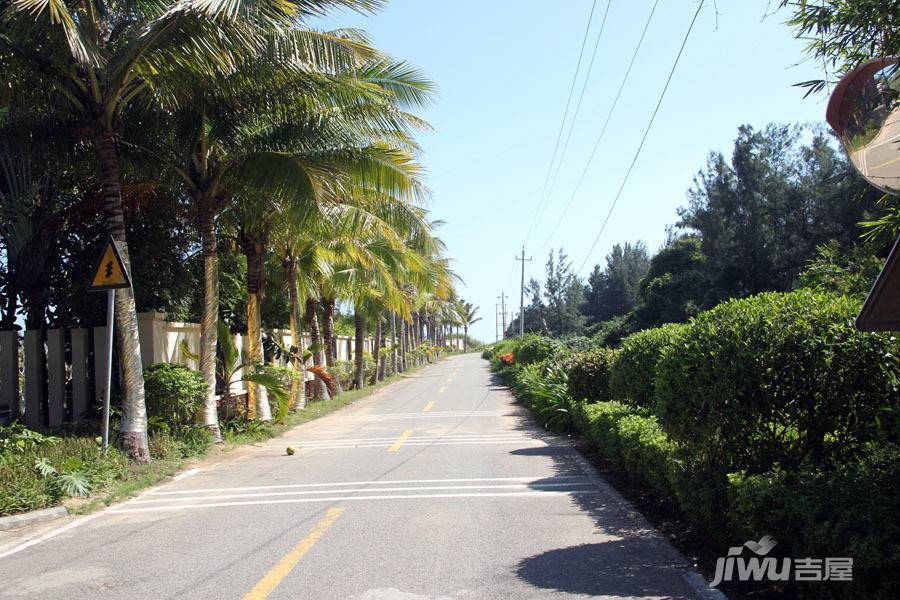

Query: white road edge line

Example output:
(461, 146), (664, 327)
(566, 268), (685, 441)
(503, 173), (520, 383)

(0, 512), (104, 560)
(132, 482), (595, 504)
(173, 468), (202, 481)
(149, 475), (586, 495)
(111, 490), (601, 513)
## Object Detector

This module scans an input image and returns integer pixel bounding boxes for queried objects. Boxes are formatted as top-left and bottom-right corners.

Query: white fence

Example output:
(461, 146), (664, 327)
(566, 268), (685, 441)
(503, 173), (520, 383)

(0, 311), (375, 427)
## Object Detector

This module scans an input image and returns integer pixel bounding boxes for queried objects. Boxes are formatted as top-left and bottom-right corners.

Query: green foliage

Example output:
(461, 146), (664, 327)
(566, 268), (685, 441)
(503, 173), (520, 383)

(797, 242), (884, 298)
(609, 323), (687, 409)
(0, 435), (129, 515)
(0, 423), (60, 454)
(654, 290), (899, 476)
(727, 444), (900, 600)
(572, 400), (675, 497)
(514, 334), (562, 365)
(507, 361), (572, 433)
(584, 242), (650, 323)
(143, 363), (206, 431)
(636, 236), (711, 326)
(566, 348), (617, 403)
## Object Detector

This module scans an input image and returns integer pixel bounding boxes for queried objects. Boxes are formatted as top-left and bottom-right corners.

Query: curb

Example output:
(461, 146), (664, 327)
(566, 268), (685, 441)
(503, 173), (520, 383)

(0, 506), (69, 531)
(561, 438), (729, 600)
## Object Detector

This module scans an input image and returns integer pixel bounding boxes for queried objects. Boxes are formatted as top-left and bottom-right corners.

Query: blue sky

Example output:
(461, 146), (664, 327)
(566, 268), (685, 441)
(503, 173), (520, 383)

(318, 1), (830, 342)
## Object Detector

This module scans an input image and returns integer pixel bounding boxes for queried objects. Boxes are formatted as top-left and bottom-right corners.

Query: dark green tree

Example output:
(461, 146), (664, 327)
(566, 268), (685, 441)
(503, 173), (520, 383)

(583, 241), (650, 324)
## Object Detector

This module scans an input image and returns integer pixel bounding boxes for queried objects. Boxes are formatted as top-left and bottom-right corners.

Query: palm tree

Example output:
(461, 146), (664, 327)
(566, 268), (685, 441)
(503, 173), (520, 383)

(457, 300), (481, 351)
(1, 0), (349, 460)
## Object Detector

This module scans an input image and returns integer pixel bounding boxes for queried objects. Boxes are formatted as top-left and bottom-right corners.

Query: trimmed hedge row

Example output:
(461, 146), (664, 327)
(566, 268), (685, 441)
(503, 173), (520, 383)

(489, 289), (900, 599)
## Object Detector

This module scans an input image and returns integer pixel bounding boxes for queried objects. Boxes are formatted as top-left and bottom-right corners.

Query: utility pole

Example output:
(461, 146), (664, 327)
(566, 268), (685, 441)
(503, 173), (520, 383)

(516, 246), (532, 336)
(497, 292), (507, 337)
(494, 302), (500, 342)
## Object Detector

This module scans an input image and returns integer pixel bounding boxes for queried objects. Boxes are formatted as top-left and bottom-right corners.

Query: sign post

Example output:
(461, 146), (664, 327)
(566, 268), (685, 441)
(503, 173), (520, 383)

(88, 237), (132, 453)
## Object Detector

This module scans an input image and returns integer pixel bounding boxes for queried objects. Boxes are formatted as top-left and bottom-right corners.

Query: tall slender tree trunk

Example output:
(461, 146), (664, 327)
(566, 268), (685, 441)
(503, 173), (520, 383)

(464, 325), (469, 352)
(321, 297), (342, 395)
(242, 237), (271, 421)
(198, 201), (221, 439)
(94, 129), (149, 463)
(400, 318), (406, 373)
(306, 298), (330, 400)
(353, 309), (365, 389)
(370, 317), (382, 385)
(284, 259), (307, 410)
(389, 313), (397, 376)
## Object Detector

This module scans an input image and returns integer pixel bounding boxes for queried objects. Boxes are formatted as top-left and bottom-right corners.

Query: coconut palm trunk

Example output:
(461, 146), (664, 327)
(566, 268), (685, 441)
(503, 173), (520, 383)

(370, 317), (382, 385)
(353, 309), (365, 389)
(94, 129), (149, 462)
(241, 237), (271, 421)
(198, 201), (221, 439)
(284, 259), (307, 410)
(388, 312), (396, 376)
(321, 298), (342, 395)
(399, 318), (407, 372)
(306, 298), (330, 400)
(464, 325), (469, 351)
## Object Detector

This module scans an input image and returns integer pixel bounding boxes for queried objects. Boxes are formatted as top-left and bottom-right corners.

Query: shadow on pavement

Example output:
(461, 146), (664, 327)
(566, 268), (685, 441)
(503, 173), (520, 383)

(491, 368), (703, 599)
(515, 540), (697, 599)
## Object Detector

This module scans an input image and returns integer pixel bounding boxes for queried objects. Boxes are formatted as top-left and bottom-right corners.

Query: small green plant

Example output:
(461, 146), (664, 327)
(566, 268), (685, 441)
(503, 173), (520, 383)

(0, 423), (60, 454)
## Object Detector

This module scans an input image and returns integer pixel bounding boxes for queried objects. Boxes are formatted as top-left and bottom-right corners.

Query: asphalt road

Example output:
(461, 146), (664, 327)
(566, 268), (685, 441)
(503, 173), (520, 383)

(0, 354), (717, 600)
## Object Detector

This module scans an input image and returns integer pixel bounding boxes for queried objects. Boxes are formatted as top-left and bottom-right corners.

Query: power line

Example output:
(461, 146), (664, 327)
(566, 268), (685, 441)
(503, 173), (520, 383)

(575, 0), (706, 276)
(523, 0), (600, 246)
(530, 0), (614, 240)
(537, 0), (661, 254)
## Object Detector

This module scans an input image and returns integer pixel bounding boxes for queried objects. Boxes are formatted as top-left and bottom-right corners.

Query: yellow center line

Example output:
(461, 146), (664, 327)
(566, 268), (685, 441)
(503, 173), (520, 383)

(387, 429), (413, 452)
(423, 401), (435, 412)
(438, 386), (446, 393)
(243, 507), (345, 600)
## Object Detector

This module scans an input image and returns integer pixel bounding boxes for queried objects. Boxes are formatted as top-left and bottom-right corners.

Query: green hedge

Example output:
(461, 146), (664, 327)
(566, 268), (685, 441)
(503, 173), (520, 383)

(572, 400), (674, 496)
(609, 323), (686, 409)
(566, 348), (617, 403)
(489, 288), (900, 599)
(513, 334), (562, 365)
(654, 290), (899, 476)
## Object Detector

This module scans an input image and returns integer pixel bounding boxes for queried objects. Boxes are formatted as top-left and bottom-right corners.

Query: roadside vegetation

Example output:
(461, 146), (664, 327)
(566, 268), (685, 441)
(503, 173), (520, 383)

(486, 289), (899, 599)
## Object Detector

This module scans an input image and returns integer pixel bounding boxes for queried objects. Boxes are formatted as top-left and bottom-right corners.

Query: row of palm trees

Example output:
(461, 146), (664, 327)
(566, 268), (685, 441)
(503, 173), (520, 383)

(1, 0), (477, 462)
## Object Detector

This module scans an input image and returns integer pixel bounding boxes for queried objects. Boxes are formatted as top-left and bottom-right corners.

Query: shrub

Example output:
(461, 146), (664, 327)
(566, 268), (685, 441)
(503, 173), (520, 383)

(727, 444), (900, 600)
(654, 290), (900, 476)
(571, 400), (674, 496)
(609, 323), (687, 409)
(514, 334), (561, 365)
(508, 361), (572, 433)
(144, 363), (206, 430)
(566, 348), (617, 403)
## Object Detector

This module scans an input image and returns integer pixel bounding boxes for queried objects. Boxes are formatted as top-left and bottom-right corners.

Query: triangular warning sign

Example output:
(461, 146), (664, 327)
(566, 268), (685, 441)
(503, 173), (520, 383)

(89, 237), (132, 291)
(857, 235), (900, 331)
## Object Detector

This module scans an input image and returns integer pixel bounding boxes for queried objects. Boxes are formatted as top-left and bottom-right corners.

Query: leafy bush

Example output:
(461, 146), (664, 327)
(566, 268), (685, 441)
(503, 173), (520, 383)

(514, 334), (561, 365)
(566, 348), (617, 403)
(571, 400), (674, 496)
(144, 363), (206, 431)
(727, 444), (900, 600)
(609, 323), (686, 409)
(0, 423), (60, 454)
(654, 290), (899, 476)
(508, 361), (572, 433)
